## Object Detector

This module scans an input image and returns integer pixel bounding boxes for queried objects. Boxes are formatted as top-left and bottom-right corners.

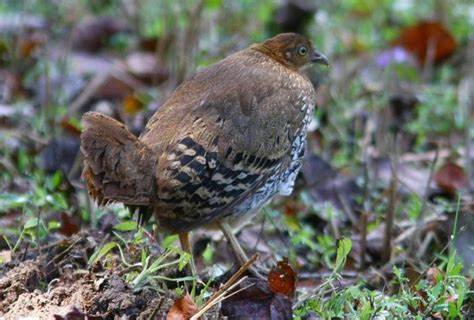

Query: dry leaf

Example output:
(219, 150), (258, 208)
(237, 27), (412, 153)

(167, 293), (198, 320)
(394, 21), (456, 64)
(434, 161), (468, 194)
(59, 212), (80, 237)
(268, 257), (296, 297)
(221, 278), (292, 319)
(283, 200), (304, 217)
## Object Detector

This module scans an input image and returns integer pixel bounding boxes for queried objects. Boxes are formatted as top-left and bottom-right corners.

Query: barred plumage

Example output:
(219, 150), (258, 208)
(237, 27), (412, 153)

(80, 33), (328, 271)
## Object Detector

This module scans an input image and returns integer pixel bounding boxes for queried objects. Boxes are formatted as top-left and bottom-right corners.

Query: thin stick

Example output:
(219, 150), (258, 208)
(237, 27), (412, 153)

(359, 213), (368, 270)
(417, 231), (435, 259)
(191, 276), (249, 320)
(382, 175), (397, 263)
(46, 237), (82, 266)
(211, 253), (258, 303)
(147, 297), (164, 320)
(222, 281), (255, 300)
(191, 253), (258, 319)
(410, 147), (439, 253)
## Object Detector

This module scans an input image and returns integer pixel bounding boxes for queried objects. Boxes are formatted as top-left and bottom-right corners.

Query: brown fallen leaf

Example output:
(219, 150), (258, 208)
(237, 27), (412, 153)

(167, 293), (198, 320)
(434, 161), (468, 195)
(221, 278), (292, 320)
(58, 212), (80, 237)
(268, 257), (296, 298)
(393, 20), (456, 64)
(282, 199), (304, 217)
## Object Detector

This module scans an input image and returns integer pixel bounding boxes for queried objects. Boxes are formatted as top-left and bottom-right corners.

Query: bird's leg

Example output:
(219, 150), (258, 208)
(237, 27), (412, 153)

(178, 232), (197, 276)
(218, 221), (265, 279)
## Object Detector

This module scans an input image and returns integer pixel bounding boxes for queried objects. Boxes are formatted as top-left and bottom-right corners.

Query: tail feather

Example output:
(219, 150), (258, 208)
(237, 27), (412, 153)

(80, 112), (154, 206)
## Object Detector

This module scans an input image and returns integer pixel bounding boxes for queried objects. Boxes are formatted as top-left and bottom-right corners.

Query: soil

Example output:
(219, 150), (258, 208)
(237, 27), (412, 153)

(0, 227), (291, 319)
(0, 232), (175, 319)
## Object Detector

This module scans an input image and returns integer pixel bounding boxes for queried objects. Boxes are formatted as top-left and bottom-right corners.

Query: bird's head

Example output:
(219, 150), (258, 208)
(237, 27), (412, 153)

(253, 33), (328, 71)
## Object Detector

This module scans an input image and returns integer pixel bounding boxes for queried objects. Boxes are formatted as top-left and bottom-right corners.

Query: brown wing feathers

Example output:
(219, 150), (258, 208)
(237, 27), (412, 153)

(80, 33), (320, 234)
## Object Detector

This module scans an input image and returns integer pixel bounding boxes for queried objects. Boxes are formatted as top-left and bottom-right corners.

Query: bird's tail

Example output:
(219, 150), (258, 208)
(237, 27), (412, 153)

(80, 112), (155, 207)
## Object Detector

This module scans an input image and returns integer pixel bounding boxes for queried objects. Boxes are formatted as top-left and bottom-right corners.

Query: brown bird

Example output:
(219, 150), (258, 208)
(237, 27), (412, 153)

(81, 33), (328, 273)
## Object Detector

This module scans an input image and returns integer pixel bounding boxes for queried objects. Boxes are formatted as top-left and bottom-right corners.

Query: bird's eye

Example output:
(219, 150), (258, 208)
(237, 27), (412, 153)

(298, 46), (308, 56)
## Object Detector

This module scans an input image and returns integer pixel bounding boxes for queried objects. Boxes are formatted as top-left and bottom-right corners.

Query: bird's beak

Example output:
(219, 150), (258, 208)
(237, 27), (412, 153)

(311, 50), (329, 66)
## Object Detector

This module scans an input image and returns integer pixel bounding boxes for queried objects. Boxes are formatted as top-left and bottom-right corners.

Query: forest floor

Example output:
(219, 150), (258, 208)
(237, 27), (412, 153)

(1, 1), (473, 319)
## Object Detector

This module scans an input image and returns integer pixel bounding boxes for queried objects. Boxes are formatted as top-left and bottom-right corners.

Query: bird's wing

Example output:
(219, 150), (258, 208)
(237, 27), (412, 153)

(148, 56), (315, 230)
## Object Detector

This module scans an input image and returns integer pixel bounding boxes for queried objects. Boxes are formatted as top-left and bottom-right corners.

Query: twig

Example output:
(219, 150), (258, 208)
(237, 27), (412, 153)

(67, 151), (85, 190)
(410, 146), (439, 253)
(399, 149), (451, 163)
(209, 253), (258, 302)
(221, 281), (255, 301)
(191, 276), (249, 320)
(330, 217), (340, 240)
(297, 270), (359, 281)
(336, 191), (358, 226)
(175, 0), (204, 87)
(252, 212), (267, 252)
(191, 253), (258, 319)
(66, 71), (111, 117)
(394, 215), (447, 245)
(66, 67), (145, 117)
(413, 240), (451, 285)
(21, 242), (30, 262)
(421, 37), (437, 82)
(359, 213), (368, 270)
(382, 175), (397, 263)
(417, 231), (435, 259)
(460, 38), (474, 199)
(147, 296), (164, 320)
(263, 208), (290, 253)
(46, 237), (82, 266)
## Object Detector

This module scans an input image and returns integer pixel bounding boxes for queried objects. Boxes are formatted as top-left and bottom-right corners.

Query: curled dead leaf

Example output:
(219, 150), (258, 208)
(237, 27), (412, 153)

(59, 212), (80, 237)
(283, 200), (304, 217)
(393, 21), (456, 64)
(434, 162), (468, 195)
(167, 293), (198, 320)
(268, 257), (296, 297)
(221, 278), (292, 319)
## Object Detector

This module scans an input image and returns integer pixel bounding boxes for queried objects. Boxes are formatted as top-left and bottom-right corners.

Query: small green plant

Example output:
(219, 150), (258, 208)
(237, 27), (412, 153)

(294, 238), (353, 319)
(88, 224), (196, 293)
(295, 240), (471, 319)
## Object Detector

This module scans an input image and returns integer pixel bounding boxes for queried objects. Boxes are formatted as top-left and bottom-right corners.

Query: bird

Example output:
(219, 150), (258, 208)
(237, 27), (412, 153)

(80, 33), (328, 274)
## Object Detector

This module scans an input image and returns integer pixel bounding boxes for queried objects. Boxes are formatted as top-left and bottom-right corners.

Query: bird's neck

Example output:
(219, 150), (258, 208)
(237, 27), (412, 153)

(250, 44), (296, 71)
